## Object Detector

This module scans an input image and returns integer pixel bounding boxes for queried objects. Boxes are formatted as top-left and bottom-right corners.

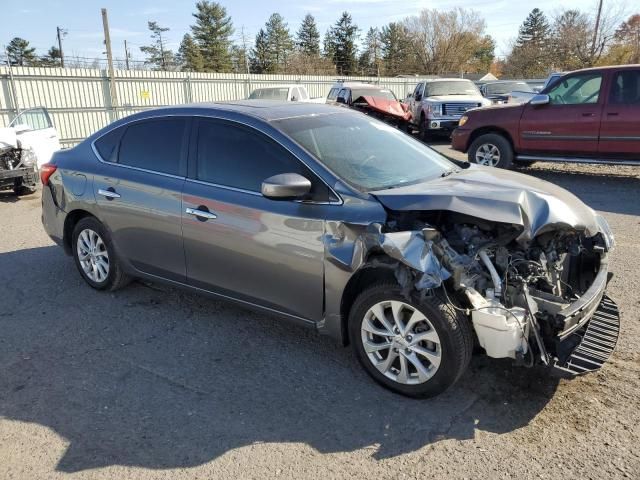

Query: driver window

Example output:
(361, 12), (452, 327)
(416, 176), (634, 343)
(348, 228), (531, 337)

(414, 83), (424, 98)
(547, 74), (602, 105)
(10, 108), (52, 130)
(337, 88), (349, 102)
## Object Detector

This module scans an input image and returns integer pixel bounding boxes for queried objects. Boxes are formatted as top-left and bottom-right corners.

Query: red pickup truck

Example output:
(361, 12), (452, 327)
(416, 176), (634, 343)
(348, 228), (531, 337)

(451, 65), (640, 168)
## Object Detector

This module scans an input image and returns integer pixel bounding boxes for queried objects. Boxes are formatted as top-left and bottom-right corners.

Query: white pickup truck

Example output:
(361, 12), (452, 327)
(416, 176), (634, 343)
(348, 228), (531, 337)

(248, 85), (325, 103)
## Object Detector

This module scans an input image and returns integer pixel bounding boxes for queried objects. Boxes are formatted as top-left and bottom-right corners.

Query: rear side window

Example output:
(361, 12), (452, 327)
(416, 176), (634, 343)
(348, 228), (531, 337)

(327, 88), (339, 100)
(118, 118), (187, 175)
(94, 128), (123, 162)
(609, 71), (640, 104)
(196, 119), (328, 201)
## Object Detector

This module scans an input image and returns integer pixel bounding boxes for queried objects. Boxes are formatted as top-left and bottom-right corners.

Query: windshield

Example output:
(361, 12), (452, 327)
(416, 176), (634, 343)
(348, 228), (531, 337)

(249, 88), (289, 101)
(274, 113), (455, 191)
(425, 80), (480, 97)
(352, 88), (397, 101)
(485, 82), (532, 95)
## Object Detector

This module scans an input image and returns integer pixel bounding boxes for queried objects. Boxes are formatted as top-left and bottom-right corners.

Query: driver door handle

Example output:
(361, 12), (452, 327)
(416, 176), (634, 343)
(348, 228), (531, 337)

(185, 207), (217, 220)
(98, 188), (121, 199)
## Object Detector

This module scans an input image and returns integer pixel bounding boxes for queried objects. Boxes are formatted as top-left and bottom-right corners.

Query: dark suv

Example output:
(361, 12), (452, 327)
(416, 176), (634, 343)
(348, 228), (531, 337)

(452, 65), (640, 168)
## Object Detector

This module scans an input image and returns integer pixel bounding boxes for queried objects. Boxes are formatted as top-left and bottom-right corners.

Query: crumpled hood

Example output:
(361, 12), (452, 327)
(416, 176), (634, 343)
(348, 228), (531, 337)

(372, 165), (600, 244)
(356, 96), (411, 120)
(0, 127), (18, 150)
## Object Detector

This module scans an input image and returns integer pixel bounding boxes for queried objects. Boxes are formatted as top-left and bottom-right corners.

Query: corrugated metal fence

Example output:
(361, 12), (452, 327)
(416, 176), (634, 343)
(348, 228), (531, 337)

(0, 66), (421, 148)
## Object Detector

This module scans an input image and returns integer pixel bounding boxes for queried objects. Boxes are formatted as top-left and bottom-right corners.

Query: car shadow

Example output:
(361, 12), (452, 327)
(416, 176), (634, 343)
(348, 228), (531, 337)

(0, 246), (560, 472)
(0, 191), (20, 203)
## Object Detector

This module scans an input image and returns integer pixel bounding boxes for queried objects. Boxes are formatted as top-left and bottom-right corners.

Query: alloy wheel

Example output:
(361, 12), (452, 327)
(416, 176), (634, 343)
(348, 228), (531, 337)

(474, 143), (501, 166)
(360, 300), (441, 385)
(77, 228), (110, 283)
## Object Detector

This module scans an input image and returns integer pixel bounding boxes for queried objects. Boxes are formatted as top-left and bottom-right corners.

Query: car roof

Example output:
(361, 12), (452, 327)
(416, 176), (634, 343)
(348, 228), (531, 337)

(331, 82), (373, 88)
(135, 101), (349, 122)
(563, 64), (640, 75)
(252, 85), (304, 90)
(424, 78), (474, 83)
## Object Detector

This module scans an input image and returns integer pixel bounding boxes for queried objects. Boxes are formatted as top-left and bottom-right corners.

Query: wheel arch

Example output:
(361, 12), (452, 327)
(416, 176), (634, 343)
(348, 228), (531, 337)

(467, 126), (515, 152)
(63, 209), (97, 254)
(339, 256), (399, 346)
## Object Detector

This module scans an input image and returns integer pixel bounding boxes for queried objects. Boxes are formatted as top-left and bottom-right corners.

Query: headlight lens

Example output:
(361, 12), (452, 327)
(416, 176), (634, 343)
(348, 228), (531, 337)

(595, 214), (615, 251)
(459, 115), (468, 127)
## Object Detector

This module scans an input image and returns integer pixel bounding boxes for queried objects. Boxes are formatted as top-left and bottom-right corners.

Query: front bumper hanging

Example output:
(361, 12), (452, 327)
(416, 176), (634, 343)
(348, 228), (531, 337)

(553, 295), (620, 375)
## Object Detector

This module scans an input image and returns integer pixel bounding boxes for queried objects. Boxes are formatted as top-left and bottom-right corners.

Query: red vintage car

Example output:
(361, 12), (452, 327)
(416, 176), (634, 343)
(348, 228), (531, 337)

(326, 83), (412, 129)
(451, 65), (640, 168)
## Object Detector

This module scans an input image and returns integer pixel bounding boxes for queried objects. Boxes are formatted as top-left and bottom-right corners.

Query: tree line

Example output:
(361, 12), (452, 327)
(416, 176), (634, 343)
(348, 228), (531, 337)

(4, 1), (640, 78)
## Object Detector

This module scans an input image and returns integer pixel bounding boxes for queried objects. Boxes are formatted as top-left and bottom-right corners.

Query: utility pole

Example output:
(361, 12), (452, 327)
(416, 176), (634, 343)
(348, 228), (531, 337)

(124, 40), (130, 70)
(101, 8), (118, 112)
(56, 26), (66, 68)
(241, 26), (251, 95)
(590, 0), (604, 61)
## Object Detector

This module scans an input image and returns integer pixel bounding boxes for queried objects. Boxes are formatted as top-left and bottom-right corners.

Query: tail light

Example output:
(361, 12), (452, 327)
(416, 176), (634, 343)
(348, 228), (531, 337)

(40, 163), (57, 186)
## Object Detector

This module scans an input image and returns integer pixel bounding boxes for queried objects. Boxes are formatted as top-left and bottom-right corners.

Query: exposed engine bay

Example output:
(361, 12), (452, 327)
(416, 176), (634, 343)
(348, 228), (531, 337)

(368, 209), (617, 371)
(0, 127), (39, 193)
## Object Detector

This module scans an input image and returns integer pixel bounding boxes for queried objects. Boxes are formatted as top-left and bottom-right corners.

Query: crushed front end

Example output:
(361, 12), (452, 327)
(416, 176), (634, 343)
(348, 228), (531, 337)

(370, 209), (619, 375)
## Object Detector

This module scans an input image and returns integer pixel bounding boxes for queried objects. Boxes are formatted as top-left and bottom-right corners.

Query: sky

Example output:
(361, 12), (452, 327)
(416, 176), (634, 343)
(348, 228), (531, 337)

(1, 0), (629, 63)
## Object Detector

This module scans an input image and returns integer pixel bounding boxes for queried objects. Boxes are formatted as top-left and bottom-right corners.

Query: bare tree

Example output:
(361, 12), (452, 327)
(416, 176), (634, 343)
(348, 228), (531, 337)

(403, 8), (493, 75)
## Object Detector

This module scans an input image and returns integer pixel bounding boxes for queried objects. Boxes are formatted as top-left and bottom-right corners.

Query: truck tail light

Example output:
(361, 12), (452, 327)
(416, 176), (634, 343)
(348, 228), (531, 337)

(40, 163), (57, 186)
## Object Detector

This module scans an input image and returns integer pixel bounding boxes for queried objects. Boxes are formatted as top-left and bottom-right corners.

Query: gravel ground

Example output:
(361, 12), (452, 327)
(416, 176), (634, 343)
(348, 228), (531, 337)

(0, 158), (639, 479)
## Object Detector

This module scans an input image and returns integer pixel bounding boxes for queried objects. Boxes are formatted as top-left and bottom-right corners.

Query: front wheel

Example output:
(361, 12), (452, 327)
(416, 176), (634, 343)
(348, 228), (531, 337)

(468, 133), (514, 169)
(349, 282), (473, 398)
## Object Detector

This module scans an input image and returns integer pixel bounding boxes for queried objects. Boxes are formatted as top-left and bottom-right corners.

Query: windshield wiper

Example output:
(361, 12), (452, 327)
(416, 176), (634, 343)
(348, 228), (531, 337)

(441, 168), (460, 178)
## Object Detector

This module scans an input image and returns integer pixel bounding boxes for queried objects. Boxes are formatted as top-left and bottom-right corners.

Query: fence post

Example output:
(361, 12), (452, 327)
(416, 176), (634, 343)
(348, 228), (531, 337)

(101, 69), (116, 123)
(184, 74), (193, 103)
(4, 60), (20, 119)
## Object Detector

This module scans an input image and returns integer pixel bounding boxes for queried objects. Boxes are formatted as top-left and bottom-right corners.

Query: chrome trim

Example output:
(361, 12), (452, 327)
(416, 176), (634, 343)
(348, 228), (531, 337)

(97, 188), (121, 199)
(517, 155), (640, 166)
(186, 178), (262, 197)
(90, 112), (344, 205)
(600, 135), (640, 141)
(90, 142), (186, 181)
(521, 133), (598, 141)
(185, 207), (217, 219)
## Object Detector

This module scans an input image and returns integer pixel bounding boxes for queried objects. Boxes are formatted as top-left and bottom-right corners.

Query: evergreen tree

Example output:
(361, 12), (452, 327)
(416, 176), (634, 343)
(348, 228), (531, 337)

(39, 46), (62, 67)
(264, 13), (294, 73)
(505, 8), (552, 77)
(296, 14), (320, 56)
(251, 29), (271, 73)
(140, 21), (174, 70)
(324, 12), (359, 75)
(191, 0), (234, 72)
(380, 22), (413, 75)
(358, 27), (381, 75)
(6, 37), (37, 66)
(230, 44), (249, 73)
(177, 33), (205, 72)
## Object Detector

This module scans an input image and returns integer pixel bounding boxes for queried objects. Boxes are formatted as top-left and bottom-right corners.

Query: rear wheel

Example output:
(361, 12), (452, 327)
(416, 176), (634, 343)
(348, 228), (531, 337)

(13, 178), (37, 196)
(468, 133), (514, 169)
(349, 282), (473, 398)
(418, 114), (433, 142)
(72, 217), (131, 291)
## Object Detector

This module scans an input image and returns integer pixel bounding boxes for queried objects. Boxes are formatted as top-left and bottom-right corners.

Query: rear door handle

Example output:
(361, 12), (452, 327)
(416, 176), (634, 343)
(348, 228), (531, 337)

(185, 207), (217, 220)
(98, 188), (121, 199)
(606, 112), (619, 116)
(581, 112), (596, 117)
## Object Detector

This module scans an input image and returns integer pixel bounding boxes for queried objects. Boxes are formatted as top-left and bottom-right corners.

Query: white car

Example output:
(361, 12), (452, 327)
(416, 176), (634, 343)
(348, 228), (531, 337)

(248, 85), (325, 103)
(0, 107), (61, 195)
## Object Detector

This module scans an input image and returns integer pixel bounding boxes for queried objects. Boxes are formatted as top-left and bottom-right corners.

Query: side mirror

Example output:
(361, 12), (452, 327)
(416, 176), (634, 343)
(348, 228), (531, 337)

(291, 96), (297, 102)
(406, 92), (413, 98)
(414, 93), (422, 101)
(261, 173), (311, 200)
(336, 97), (346, 104)
(529, 94), (550, 106)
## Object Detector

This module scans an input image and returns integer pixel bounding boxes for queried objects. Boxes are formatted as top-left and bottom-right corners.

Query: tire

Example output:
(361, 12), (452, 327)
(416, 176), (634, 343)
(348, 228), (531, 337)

(418, 114), (433, 142)
(349, 282), (473, 398)
(72, 216), (131, 291)
(468, 133), (514, 169)
(13, 184), (37, 196)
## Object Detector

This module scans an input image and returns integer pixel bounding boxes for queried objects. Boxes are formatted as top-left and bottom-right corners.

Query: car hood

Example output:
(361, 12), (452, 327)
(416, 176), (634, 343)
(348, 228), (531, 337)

(371, 165), (599, 245)
(356, 96), (411, 120)
(424, 95), (484, 103)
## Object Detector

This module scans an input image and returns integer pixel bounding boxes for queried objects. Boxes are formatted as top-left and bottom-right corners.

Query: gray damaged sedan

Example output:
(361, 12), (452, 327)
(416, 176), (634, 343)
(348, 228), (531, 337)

(41, 102), (619, 397)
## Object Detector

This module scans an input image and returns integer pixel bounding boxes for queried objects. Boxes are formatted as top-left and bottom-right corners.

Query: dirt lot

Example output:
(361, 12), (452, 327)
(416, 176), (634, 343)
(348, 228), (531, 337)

(1, 157), (639, 479)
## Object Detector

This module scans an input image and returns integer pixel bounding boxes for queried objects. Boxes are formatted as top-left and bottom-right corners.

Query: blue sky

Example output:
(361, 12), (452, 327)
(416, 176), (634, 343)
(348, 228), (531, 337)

(1, 0), (626, 62)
